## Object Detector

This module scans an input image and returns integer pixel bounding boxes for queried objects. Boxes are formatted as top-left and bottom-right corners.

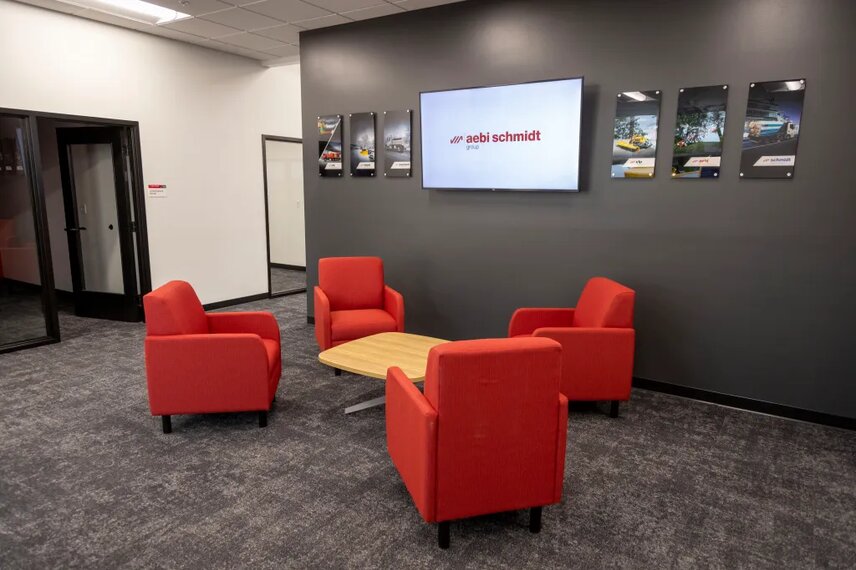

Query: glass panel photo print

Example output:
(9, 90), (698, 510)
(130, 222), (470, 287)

(740, 79), (805, 179)
(383, 110), (411, 178)
(672, 85), (728, 179)
(350, 112), (376, 177)
(318, 114), (343, 177)
(612, 90), (661, 179)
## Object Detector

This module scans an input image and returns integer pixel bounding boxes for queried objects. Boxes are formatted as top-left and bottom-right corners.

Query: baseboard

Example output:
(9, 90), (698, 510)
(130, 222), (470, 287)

(307, 316), (315, 324)
(203, 293), (269, 311)
(633, 377), (855, 431)
(271, 263), (306, 271)
(1, 278), (42, 294)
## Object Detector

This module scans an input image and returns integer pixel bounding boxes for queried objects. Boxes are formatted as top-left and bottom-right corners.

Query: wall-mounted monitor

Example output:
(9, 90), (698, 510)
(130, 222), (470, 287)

(420, 77), (583, 191)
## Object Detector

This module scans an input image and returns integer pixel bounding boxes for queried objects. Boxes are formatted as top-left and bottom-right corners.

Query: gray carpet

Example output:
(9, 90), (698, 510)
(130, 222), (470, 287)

(0, 293), (854, 568)
(270, 266), (305, 294)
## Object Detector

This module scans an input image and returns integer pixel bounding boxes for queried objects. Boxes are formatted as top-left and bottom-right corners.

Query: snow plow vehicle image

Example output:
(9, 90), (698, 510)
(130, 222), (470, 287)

(744, 117), (799, 143)
(616, 134), (653, 152)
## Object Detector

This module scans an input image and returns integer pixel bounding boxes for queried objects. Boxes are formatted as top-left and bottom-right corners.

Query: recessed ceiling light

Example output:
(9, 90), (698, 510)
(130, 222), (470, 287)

(57, 0), (191, 25)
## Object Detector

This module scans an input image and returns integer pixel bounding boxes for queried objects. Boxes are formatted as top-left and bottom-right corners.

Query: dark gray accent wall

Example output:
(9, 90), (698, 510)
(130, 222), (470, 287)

(300, 0), (856, 419)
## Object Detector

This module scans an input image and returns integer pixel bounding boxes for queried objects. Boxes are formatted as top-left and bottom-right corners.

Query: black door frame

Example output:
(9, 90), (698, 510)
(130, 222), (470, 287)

(0, 111), (60, 355)
(0, 107), (151, 354)
(57, 126), (140, 321)
(261, 134), (306, 298)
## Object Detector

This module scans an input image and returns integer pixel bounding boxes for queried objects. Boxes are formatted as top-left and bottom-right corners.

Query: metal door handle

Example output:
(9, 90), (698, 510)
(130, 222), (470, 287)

(64, 227), (78, 232)
(79, 227), (87, 231)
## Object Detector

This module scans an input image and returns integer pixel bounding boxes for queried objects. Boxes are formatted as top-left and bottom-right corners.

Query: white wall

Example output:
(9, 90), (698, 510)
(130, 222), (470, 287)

(0, 0), (302, 304)
(265, 139), (305, 267)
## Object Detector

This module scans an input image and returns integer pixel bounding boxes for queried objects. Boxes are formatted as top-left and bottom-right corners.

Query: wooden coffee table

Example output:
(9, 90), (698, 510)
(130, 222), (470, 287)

(318, 332), (449, 414)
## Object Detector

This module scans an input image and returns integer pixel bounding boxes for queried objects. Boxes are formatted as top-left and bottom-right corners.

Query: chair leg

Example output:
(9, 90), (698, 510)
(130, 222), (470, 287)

(259, 411), (268, 428)
(438, 521), (450, 549)
(530, 507), (542, 533)
(161, 415), (172, 434)
(610, 401), (620, 418)
(334, 368), (342, 376)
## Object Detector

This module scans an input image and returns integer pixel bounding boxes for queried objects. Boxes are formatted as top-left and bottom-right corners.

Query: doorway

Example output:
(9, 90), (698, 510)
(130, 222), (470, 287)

(55, 126), (141, 321)
(0, 107), (150, 354)
(262, 135), (306, 297)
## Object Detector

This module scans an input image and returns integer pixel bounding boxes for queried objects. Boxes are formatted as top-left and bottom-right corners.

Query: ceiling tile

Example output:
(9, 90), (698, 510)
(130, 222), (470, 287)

(252, 23), (302, 43)
(146, 26), (218, 45)
(292, 13), (351, 29)
(242, 0), (331, 23)
(145, 0), (235, 17)
(199, 7), (283, 29)
(216, 31), (284, 50)
(76, 9), (151, 30)
(263, 43), (300, 57)
(394, 0), (464, 9)
(342, 3), (405, 20)
(308, 0), (385, 11)
(14, 0), (86, 15)
(210, 42), (271, 60)
(161, 17), (241, 37)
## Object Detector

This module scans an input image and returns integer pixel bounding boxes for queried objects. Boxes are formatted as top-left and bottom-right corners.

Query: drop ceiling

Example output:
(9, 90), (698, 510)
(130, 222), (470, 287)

(13, 0), (465, 65)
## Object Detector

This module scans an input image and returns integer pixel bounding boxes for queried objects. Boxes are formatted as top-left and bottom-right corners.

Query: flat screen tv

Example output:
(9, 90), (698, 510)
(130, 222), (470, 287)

(420, 77), (583, 191)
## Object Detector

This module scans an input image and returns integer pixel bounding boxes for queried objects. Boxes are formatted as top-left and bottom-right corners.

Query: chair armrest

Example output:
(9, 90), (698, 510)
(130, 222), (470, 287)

(508, 308), (575, 337)
(533, 327), (635, 400)
(314, 286), (332, 350)
(386, 366), (438, 522)
(555, 393), (568, 503)
(384, 285), (405, 332)
(144, 334), (270, 415)
(207, 312), (280, 342)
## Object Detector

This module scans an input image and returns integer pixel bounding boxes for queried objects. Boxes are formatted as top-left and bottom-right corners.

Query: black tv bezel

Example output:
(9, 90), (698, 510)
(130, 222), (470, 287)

(419, 75), (585, 192)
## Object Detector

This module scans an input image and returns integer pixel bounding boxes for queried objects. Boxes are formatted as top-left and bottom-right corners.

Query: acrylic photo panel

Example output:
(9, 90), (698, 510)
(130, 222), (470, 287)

(740, 79), (805, 179)
(318, 114), (343, 177)
(672, 85), (728, 179)
(350, 112), (376, 177)
(383, 110), (411, 178)
(612, 90), (661, 178)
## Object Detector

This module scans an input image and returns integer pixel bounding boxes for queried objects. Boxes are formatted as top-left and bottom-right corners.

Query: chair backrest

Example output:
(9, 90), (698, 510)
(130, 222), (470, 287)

(143, 280), (208, 336)
(318, 256), (384, 311)
(573, 277), (635, 328)
(423, 337), (562, 520)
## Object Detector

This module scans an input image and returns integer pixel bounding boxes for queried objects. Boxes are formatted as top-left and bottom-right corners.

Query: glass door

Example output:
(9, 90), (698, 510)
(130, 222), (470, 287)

(57, 127), (139, 321)
(0, 113), (58, 351)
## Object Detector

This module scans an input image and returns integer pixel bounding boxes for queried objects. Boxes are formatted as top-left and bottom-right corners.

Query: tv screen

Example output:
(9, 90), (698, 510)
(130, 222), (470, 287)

(420, 77), (583, 191)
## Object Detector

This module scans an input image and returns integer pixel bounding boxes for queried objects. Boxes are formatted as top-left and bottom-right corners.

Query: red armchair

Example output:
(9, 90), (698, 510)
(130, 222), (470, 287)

(314, 257), (404, 360)
(386, 337), (567, 549)
(143, 281), (281, 433)
(508, 276), (636, 417)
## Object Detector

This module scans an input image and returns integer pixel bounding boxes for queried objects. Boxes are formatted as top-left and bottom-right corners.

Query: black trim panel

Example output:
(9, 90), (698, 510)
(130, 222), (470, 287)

(307, 316), (315, 325)
(633, 377), (855, 430)
(270, 263), (306, 271)
(203, 293), (269, 311)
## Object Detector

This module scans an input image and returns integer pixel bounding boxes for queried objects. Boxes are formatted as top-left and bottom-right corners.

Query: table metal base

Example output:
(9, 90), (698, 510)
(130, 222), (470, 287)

(345, 395), (386, 414)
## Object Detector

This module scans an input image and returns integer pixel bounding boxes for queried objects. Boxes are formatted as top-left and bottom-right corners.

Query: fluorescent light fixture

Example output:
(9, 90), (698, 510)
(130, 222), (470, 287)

(785, 80), (804, 91)
(622, 91), (647, 101)
(57, 0), (191, 25)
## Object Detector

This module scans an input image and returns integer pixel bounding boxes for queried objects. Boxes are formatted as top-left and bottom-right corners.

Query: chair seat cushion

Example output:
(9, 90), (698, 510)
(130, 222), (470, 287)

(331, 309), (397, 341)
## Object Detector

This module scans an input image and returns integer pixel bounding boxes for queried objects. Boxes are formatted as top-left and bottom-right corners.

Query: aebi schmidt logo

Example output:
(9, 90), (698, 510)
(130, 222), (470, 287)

(450, 129), (542, 150)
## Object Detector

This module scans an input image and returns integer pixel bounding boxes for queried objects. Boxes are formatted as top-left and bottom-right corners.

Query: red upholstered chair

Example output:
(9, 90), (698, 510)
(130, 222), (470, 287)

(314, 257), (404, 361)
(508, 277), (636, 417)
(143, 281), (281, 433)
(386, 337), (568, 549)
